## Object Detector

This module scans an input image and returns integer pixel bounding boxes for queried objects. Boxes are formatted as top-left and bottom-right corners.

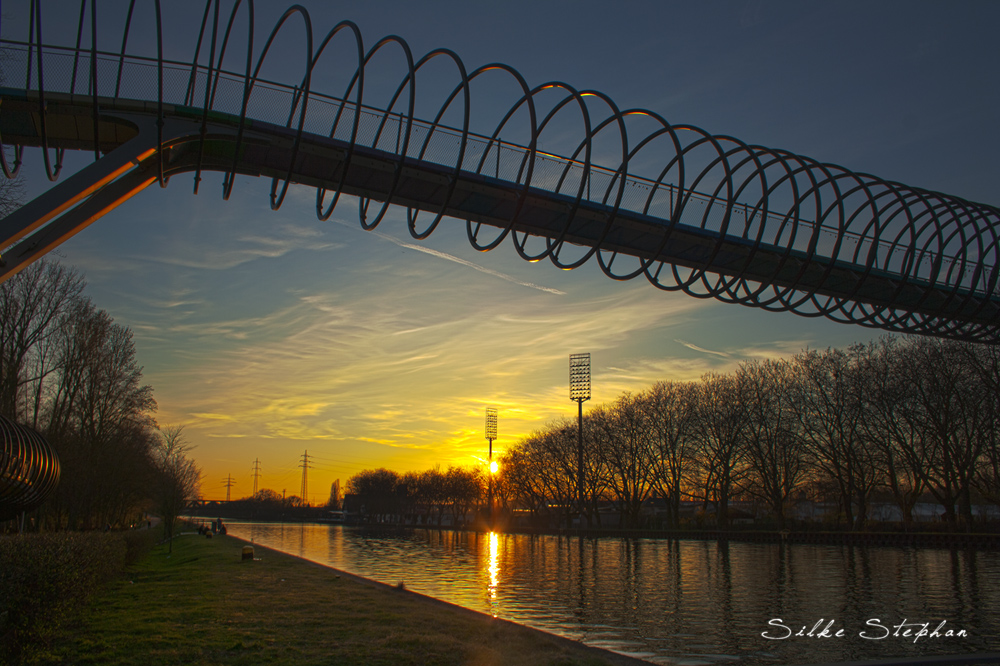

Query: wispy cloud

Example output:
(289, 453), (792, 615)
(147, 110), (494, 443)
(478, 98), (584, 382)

(674, 338), (733, 358)
(732, 339), (813, 360)
(365, 226), (567, 295)
(152, 224), (341, 270)
(150, 280), (702, 478)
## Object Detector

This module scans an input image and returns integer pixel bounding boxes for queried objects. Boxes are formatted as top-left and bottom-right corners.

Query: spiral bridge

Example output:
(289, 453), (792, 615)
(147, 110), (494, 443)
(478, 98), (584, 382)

(1, 2), (998, 342)
(0, 414), (60, 521)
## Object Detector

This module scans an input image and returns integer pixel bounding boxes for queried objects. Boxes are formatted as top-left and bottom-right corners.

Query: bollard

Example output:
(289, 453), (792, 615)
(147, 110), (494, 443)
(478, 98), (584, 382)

(242, 545), (254, 561)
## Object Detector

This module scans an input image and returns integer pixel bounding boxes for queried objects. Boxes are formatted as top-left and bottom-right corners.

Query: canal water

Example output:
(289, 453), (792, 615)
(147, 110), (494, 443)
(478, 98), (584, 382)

(225, 522), (1000, 665)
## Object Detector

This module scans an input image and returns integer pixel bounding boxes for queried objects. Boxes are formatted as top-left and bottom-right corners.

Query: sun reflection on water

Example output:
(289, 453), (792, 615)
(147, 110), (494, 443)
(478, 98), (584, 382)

(488, 531), (500, 617)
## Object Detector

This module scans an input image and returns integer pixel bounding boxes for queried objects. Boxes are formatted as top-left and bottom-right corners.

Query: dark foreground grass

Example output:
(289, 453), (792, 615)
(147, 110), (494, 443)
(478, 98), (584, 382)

(34, 533), (641, 666)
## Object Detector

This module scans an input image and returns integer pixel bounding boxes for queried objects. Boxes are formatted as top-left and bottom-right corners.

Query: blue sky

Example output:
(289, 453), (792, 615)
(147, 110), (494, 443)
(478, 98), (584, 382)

(4, 1), (999, 501)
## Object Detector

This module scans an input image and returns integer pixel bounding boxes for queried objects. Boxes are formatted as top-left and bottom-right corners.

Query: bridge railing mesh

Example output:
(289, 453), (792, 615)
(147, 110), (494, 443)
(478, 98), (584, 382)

(3, 43), (993, 301)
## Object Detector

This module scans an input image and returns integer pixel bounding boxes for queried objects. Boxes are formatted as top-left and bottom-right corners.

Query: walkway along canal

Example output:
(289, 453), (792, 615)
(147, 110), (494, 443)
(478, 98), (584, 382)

(225, 522), (1000, 665)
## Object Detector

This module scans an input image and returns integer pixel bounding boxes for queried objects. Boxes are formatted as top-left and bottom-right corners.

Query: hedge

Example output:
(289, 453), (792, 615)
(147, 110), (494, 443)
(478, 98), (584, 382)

(0, 529), (154, 662)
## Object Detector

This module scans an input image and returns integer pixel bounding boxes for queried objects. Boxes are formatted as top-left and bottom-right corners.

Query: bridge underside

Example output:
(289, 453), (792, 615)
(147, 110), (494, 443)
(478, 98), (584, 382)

(1, 89), (998, 340)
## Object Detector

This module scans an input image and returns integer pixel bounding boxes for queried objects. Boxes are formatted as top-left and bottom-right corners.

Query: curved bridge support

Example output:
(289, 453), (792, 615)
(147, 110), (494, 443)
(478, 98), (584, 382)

(0, 111), (187, 282)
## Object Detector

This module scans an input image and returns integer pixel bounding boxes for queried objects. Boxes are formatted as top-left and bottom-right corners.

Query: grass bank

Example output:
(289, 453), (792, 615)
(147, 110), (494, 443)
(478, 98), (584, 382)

(35, 533), (645, 666)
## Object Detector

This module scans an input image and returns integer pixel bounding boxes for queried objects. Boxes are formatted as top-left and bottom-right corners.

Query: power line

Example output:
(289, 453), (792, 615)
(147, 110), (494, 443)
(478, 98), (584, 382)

(299, 450), (313, 506)
(232, 453), (368, 503)
(251, 458), (262, 496)
(222, 473), (236, 502)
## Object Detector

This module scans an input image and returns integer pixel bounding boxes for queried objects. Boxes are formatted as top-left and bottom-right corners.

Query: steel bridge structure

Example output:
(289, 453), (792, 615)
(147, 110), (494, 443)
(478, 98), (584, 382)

(1, 1), (999, 343)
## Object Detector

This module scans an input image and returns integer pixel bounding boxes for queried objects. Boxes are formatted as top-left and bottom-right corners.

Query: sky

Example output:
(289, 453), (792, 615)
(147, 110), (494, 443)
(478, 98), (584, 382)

(3, 1), (999, 502)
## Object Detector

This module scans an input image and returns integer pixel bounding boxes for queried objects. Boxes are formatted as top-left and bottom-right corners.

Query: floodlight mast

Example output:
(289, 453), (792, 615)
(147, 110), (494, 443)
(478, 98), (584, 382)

(569, 353), (591, 527)
(486, 407), (498, 528)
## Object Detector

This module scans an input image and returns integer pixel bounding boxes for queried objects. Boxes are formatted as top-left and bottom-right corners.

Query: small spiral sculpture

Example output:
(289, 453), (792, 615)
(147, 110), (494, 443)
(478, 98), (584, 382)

(1, 1), (998, 342)
(0, 414), (60, 521)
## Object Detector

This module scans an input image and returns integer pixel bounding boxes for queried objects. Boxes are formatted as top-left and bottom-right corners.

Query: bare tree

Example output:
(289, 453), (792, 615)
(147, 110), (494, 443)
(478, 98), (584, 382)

(489, 455), (518, 518)
(591, 394), (657, 528)
(43, 298), (109, 442)
(738, 359), (808, 529)
(498, 445), (549, 524)
(418, 467), (449, 526)
(40, 301), (157, 529)
(963, 343), (1000, 511)
(530, 424), (580, 527)
(443, 466), (482, 527)
(152, 425), (201, 552)
(854, 337), (926, 526)
(502, 425), (580, 527)
(0, 256), (171, 531)
(791, 348), (879, 530)
(690, 372), (750, 528)
(644, 380), (697, 529)
(894, 337), (991, 526)
(0, 261), (84, 420)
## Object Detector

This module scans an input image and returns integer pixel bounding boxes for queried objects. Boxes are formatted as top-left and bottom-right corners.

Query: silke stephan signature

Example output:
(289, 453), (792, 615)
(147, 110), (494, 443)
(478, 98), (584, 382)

(762, 618), (969, 643)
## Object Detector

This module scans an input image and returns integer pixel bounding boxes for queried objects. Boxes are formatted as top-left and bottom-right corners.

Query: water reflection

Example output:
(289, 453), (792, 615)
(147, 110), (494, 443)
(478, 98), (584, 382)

(487, 531), (499, 617)
(228, 523), (1000, 665)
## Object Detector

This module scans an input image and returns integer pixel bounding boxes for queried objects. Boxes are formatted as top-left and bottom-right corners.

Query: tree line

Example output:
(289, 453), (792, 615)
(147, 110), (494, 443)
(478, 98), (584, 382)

(499, 337), (999, 530)
(344, 337), (999, 532)
(1, 261), (200, 532)
(345, 466), (485, 527)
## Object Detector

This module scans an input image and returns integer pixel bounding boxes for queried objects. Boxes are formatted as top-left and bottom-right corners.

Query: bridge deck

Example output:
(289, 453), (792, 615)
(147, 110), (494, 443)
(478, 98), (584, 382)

(2, 88), (996, 332)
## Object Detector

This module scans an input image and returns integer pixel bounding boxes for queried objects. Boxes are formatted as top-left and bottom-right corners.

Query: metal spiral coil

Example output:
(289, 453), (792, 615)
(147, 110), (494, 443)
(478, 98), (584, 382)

(2, 0), (998, 342)
(0, 413), (61, 521)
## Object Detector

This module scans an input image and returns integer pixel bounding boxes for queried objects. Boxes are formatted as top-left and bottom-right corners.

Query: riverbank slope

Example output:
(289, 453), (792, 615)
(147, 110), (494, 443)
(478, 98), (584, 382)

(36, 532), (649, 666)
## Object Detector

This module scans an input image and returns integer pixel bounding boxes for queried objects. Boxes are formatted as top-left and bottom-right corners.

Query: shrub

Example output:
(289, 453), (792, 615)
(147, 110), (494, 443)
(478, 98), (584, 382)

(0, 530), (153, 662)
(123, 529), (157, 566)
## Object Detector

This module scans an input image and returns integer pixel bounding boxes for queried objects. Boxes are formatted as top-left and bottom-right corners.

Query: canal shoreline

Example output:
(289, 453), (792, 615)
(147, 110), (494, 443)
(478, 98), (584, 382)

(228, 533), (655, 666)
(42, 530), (654, 665)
